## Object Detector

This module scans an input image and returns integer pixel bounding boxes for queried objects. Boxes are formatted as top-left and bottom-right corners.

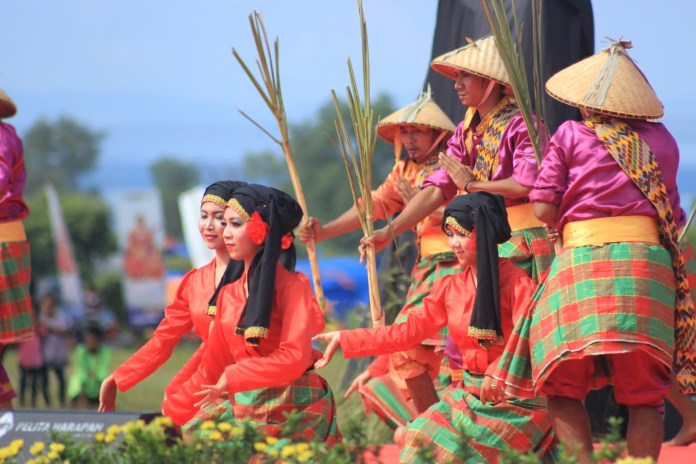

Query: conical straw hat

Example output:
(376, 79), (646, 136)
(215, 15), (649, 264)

(377, 86), (456, 144)
(0, 87), (17, 119)
(431, 35), (510, 86)
(546, 39), (663, 119)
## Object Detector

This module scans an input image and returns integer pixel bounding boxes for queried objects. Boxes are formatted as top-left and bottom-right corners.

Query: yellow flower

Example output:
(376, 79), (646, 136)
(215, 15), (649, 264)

(267, 449), (279, 458)
(155, 417), (173, 428)
(217, 422), (233, 432)
(297, 450), (314, 463)
(64, 460), (71, 464)
(49, 443), (66, 453)
(104, 433), (116, 444)
(265, 436), (279, 445)
(281, 445), (296, 458)
(9, 439), (23, 451)
(209, 431), (223, 441)
(296, 443), (310, 453)
(30, 441), (45, 455)
(47, 451), (60, 460)
(95, 432), (105, 443)
(107, 425), (121, 436)
(253, 442), (267, 452)
(200, 421), (216, 431)
(230, 426), (244, 438)
(135, 420), (145, 429)
(615, 459), (655, 464)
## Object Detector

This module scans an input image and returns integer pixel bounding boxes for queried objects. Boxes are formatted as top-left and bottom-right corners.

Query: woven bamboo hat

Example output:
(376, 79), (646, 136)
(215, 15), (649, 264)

(0, 87), (17, 119)
(377, 86), (456, 144)
(546, 39), (663, 119)
(431, 35), (510, 87)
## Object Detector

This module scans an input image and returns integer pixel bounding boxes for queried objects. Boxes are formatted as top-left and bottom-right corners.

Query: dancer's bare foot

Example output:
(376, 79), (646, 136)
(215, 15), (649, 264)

(665, 424), (696, 447)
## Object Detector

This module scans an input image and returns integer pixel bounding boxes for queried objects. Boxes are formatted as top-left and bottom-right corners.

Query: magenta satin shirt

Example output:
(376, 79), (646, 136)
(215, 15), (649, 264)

(0, 122), (29, 222)
(530, 119), (684, 230)
(422, 112), (539, 206)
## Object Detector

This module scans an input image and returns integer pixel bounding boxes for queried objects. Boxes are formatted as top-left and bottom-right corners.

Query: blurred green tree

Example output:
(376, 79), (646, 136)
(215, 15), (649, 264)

(149, 157), (201, 240)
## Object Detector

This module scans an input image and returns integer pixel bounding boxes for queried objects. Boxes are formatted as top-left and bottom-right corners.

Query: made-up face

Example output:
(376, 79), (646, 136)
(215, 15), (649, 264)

(199, 201), (227, 250)
(446, 225), (476, 267)
(454, 71), (489, 108)
(222, 208), (262, 263)
(399, 126), (438, 163)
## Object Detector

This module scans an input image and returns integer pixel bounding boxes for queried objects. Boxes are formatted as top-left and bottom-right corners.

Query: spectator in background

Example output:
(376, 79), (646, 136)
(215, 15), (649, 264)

(69, 324), (110, 409)
(82, 283), (118, 342)
(38, 293), (70, 407)
(17, 328), (48, 408)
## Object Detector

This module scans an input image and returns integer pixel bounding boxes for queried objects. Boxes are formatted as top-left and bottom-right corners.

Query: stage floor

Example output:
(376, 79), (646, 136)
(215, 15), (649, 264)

(369, 443), (696, 463)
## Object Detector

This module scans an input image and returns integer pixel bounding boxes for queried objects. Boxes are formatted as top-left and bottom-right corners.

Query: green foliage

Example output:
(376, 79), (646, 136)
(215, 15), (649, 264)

(94, 271), (126, 325)
(149, 157), (201, 240)
(23, 190), (117, 282)
(22, 116), (104, 195)
(240, 94), (398, 256)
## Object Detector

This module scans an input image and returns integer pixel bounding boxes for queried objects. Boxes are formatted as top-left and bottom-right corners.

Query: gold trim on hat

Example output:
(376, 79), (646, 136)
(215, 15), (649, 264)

(545, 38), (663, 119)
(430, 35), (511, 87)
(445, 216), (472, 237)
(201, 194), (227, 208)
(227, 198), (251, 221)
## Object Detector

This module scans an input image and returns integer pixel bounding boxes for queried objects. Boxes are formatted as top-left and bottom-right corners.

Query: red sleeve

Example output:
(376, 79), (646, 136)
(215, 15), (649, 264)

(341, 277), (451, 358)
(112, 269), (197, 392)
(367, 355), (390, 377)
(164, 341), (204, 396)
(224, 277), (317, 393)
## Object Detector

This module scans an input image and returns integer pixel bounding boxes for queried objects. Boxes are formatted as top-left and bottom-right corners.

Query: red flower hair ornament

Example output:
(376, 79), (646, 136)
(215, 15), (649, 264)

(246, 211), (269, 245)
(280, 233), (294, 250)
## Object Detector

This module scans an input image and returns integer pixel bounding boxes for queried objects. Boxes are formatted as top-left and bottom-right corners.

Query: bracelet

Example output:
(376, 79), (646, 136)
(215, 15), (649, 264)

(464, 179), (476, 193)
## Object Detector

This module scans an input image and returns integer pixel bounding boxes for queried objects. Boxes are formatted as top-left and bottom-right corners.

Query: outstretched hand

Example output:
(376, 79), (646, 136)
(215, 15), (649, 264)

(344, 370), (371, 399)
(438, 152), (474, 191)
(193, 374), (228, 409)
(98, 374), (117, 412)
(359, 228), (391, 263)
(298, 217), (323, 243)
(311, 331), (342, 369)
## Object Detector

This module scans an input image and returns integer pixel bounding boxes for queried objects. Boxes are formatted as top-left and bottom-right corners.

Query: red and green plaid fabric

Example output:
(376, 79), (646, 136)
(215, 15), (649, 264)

(401, 372), (557, 464)
(358, 359), (452, 429)
(493, 243), (676, 397)
(185, 372), (341, 444)
(472, 99), (520, 182)
(586, 115), (696, 393)
(394, 251), (461, 347)
(499, 227), (554, 282)
(0, 363), (16, 403)
(0, 241), (33, 345)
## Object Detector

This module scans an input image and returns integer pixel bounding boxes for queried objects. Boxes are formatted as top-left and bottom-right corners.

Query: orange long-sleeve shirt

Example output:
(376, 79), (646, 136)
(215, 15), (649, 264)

(341, 260), (535, 397)
(112, 260), (217, 392)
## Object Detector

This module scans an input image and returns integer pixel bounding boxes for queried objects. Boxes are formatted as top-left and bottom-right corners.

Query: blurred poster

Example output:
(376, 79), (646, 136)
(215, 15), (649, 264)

(178, 185), (213, 269)
(113, 190), (166, 328)
(45, 184), (84, 316)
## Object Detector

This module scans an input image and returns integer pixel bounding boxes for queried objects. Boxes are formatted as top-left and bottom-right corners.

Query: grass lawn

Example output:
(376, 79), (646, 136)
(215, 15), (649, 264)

(2, 340), (393, 443)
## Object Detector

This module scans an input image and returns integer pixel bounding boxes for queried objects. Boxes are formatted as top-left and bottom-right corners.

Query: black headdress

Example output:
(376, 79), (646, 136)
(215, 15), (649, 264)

(227, 184), (303, 345)
(202, 180), (248, 316)
(442, 192), (511, 347)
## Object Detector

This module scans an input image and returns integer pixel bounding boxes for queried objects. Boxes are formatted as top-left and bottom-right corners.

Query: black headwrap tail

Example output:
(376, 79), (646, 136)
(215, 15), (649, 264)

(206, 259), (245, 316)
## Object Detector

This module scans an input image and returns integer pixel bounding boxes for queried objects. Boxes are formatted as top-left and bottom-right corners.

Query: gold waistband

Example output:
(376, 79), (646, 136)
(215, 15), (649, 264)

(506, 203), (545, 232)
(419, 234), (451, 257)
(562, 215), (660, 248)
(0, 221), (26, 242)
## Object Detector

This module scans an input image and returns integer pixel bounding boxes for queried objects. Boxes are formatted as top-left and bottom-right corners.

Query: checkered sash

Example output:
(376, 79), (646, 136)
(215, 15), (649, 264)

(585, 115), (696, 393)
(184, 372), (341, 444)
(470, 99), (520, 182)
(0, 240), (33, 344)
(400, 372), (557, 463)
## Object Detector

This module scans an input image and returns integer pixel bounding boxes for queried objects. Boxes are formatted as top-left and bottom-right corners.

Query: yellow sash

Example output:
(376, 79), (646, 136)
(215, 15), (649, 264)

(562, 215), (659, 248)
(506, 203), (545, 232)
(0, 220), (26, 242)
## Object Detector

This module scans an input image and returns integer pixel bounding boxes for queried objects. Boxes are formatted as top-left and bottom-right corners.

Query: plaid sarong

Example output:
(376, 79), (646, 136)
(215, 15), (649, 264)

(0, 363), (16, 403)
(184, 372), (341, 444)
(494, 242), (676, 397)
(393, 251), (461, 347)
(499, 227), (554, 282)
(401, 372), (557, 464)
(0, 240), (33, 344)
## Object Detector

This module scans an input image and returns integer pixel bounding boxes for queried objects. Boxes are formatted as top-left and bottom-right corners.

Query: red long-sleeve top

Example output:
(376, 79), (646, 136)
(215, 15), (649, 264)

(341, 260), (535, 397)
(165, 265), (325, 425)
(112, 260), (217, 392)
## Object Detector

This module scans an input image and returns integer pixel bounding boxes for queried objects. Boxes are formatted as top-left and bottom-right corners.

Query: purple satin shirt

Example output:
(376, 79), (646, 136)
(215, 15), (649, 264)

(531, 119), (684, 230)
(0, 122), (28, 222)
(422, 111), (539, 206)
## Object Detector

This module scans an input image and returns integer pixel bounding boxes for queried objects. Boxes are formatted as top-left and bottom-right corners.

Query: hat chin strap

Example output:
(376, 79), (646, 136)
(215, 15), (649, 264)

(425, 130), (449, 159)
(471, 80), (497, 110)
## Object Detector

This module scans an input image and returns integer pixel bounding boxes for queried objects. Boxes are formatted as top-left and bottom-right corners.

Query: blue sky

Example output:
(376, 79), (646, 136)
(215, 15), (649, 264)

(1, 0), (695, 189)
